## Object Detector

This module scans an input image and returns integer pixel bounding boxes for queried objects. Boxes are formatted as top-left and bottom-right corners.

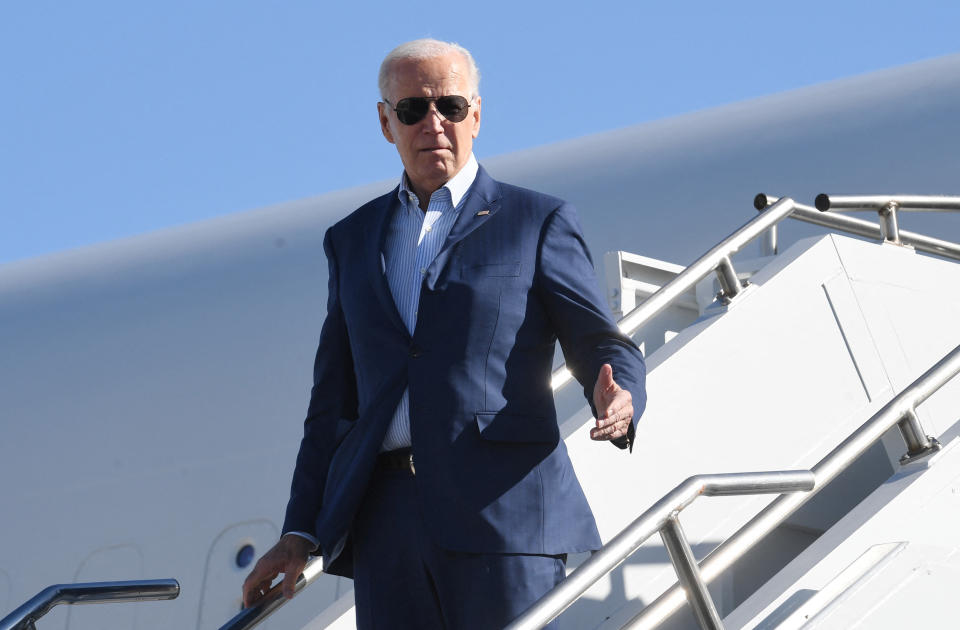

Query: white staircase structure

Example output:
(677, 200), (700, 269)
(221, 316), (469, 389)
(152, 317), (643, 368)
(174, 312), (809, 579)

(255, 205), (960, 630)
(5, 191), (960, 630)
(727, 439), (960, 629)
(4, 194), (960, 630)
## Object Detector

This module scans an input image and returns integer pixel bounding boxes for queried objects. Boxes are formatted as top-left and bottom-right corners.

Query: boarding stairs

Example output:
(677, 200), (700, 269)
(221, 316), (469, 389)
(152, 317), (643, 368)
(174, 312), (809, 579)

(7, 195), (960, 630)
(221, 194), (960, 630)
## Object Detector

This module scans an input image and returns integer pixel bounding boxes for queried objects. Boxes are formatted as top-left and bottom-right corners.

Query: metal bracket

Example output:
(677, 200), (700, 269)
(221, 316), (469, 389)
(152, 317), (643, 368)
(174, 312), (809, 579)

(878, 202), (902, 245)
(715, 256), (746, 302)
(900, 436), (942, 465)
(896, 408), (940, 465)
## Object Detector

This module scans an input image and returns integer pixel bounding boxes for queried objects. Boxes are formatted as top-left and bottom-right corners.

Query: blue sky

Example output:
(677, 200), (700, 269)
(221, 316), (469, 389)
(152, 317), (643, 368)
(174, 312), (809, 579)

(2, 1), (958, 264)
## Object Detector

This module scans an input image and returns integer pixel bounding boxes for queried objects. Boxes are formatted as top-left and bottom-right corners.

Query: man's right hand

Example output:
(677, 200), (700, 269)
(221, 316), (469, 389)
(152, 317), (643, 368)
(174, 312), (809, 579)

(241, 534), (315, 608)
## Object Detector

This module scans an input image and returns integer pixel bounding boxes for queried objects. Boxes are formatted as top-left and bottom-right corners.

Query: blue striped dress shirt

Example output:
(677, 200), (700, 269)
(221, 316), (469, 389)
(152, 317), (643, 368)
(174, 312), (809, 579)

(380, 153), (479, 451)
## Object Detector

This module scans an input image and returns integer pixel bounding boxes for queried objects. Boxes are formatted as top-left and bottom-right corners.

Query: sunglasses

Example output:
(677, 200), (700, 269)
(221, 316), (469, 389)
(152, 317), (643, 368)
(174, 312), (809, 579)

(383, 95), (472, 125)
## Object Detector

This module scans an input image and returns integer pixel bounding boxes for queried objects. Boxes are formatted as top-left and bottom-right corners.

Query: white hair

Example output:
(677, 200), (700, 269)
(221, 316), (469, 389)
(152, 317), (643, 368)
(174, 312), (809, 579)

(378, 38), (481, 101)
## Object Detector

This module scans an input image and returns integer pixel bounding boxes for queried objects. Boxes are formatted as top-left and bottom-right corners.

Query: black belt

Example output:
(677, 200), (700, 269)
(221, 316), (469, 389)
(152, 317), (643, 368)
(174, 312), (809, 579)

(377, 447), (415, 475)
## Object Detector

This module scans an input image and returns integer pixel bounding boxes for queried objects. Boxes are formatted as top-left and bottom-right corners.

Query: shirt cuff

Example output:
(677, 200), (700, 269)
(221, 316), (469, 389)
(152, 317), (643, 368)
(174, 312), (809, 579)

(283, 531), (320, 552)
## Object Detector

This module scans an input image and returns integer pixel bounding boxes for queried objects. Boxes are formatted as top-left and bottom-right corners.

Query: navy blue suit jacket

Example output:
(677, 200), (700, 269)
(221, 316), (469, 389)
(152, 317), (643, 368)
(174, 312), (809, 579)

(282, 166), (646, 577)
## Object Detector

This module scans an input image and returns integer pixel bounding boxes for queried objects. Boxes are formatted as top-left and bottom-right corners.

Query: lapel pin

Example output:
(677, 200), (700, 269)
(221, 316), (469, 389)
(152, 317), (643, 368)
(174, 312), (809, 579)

(476, 209), (490, 216)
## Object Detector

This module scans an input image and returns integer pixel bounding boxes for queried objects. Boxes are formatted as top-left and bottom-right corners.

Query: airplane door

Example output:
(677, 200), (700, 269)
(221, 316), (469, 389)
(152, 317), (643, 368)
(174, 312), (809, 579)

(197, 520), (278, 630)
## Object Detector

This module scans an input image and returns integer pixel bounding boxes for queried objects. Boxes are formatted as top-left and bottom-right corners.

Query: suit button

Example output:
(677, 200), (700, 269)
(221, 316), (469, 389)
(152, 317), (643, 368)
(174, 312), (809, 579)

(409, 346), (422, 358)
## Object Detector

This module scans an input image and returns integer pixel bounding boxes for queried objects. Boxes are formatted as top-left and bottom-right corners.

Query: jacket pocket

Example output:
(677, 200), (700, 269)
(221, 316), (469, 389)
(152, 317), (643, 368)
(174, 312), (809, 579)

(464, 262), (522, 278)
(475, 411), (560, 443)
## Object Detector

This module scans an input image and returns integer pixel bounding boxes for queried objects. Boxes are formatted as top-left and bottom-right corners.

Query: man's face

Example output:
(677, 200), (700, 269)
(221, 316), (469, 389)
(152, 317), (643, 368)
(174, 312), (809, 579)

(378, 52), (481, 197)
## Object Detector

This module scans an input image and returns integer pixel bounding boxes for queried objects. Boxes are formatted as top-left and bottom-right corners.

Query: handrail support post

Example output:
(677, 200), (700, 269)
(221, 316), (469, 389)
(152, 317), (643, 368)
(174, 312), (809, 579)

(760, 225), (778, 256)
(897, 408), (942, 464)
(878, 202), (902, 245)
(660, 515), (725, 630)
(715, 256), (743, 302)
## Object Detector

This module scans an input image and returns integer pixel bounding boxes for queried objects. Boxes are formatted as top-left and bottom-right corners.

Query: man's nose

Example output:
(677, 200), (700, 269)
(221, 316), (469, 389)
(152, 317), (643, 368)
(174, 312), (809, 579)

(422, 102), (445, 131)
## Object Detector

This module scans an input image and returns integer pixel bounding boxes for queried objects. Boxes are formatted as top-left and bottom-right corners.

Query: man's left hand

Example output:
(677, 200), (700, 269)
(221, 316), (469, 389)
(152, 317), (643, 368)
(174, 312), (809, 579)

(590, 364), (633, 441)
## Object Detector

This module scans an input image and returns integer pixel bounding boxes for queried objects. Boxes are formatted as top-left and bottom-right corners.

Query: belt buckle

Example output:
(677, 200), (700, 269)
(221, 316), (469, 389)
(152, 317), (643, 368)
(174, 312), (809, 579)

(407, 452), (416, 475)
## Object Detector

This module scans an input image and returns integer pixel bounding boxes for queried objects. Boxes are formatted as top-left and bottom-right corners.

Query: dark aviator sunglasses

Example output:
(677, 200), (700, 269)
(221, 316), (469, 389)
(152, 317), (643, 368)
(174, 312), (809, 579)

(383, 95), (472, 125)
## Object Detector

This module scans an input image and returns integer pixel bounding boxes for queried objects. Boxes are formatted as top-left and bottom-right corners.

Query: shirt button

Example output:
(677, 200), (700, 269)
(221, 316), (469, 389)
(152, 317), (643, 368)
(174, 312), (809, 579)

(420, 268), (426, 275)
(425, 225), (432, 232)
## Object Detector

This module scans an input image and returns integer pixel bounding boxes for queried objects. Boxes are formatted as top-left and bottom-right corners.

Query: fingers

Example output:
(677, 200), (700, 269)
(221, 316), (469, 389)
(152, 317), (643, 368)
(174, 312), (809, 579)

(241, 537), (311, 607)
(282, 559), (306, 600)
(242, 565), (277, 607)
(242, 557), (307, 607)
(282, 572), (297, 600)
(590, 388), (633, 441)
(599, 388), (632, 421)
(590, 413), (631, 440)
(243, 579), (272, 608)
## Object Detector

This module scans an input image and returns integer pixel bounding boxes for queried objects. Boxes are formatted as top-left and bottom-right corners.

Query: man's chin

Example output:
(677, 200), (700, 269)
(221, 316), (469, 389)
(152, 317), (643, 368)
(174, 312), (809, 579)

(411, 161), (457, 186)
(416, 151), (455, 170)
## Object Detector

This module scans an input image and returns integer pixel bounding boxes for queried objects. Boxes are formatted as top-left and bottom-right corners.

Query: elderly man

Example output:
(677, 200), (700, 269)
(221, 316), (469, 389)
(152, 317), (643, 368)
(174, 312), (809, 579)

(242, 39), (646, 629)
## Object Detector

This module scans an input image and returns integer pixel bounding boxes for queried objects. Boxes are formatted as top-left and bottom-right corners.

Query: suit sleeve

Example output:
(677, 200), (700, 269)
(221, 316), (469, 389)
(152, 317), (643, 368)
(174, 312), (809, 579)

(282, 228), (359, 540)
(535, 203), (646, 450)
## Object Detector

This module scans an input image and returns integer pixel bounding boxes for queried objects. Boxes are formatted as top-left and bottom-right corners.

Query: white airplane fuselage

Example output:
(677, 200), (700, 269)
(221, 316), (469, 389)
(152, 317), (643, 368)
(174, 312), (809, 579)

(1, 54), (959, 629)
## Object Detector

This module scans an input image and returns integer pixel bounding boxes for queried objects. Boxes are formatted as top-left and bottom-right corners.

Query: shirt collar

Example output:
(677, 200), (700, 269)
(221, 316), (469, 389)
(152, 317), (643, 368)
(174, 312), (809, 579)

(398, 153), (479, 210)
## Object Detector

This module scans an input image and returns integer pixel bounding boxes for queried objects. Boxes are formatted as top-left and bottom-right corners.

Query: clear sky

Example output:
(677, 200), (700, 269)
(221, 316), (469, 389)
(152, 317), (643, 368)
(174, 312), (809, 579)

(2, 1), (958, 265)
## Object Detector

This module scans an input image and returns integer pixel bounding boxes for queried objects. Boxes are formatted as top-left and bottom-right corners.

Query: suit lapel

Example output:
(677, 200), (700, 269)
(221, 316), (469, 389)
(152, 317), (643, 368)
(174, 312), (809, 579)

(424, 167), (503, 290)
(365, 189), (410, 339)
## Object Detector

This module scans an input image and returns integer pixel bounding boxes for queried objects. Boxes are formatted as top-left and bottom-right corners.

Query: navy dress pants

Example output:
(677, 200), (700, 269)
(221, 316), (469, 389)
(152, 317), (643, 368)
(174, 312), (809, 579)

(351, 466), (566, 629)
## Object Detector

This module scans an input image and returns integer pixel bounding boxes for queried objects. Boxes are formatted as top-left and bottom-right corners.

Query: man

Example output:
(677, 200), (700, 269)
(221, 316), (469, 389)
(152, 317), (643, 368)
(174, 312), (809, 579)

(242, 39), (646, 629)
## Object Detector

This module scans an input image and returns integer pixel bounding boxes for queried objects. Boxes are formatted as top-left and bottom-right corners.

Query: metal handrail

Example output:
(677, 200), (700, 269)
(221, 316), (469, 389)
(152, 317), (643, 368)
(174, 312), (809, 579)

(505, 471), (816, 630)
(814, 194), (960, 212)
(550, 196), (802, 390)
(551, 192), (960, 390)
(622, 342), (960, 629)
(816, 194), (960, 247)
(756, 194), (960, 261)
(218, 558), (325, 630)
(0, 579), (179, 630)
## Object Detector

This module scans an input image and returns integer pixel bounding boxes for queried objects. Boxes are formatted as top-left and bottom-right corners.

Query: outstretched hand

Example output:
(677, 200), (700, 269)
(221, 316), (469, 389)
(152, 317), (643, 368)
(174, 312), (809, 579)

(591, 364), (633, 441)
(241, 534), (314, 608)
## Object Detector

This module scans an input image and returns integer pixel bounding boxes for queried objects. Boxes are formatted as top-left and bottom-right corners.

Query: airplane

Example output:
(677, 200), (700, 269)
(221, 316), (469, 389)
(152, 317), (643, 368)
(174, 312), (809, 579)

(2, 52), (959, 629)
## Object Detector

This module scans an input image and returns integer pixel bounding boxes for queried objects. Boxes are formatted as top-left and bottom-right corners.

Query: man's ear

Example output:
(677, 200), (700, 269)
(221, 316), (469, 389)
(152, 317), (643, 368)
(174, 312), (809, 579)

(378, 102), (395, 144)
(470, 96), (481, 139)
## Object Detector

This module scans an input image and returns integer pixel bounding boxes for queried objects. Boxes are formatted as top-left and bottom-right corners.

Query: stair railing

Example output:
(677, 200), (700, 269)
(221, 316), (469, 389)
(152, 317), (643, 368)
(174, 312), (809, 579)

(554, 193), (960, 391)
(755, 193), (960, 261)
(551, 196), (802, 389)
(513, 342), (960, 630)
(0, 579), (179, 630)
(505, 471), (815, 630)
(218, 559), (325, 630)
(815, 194), (960, 247)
